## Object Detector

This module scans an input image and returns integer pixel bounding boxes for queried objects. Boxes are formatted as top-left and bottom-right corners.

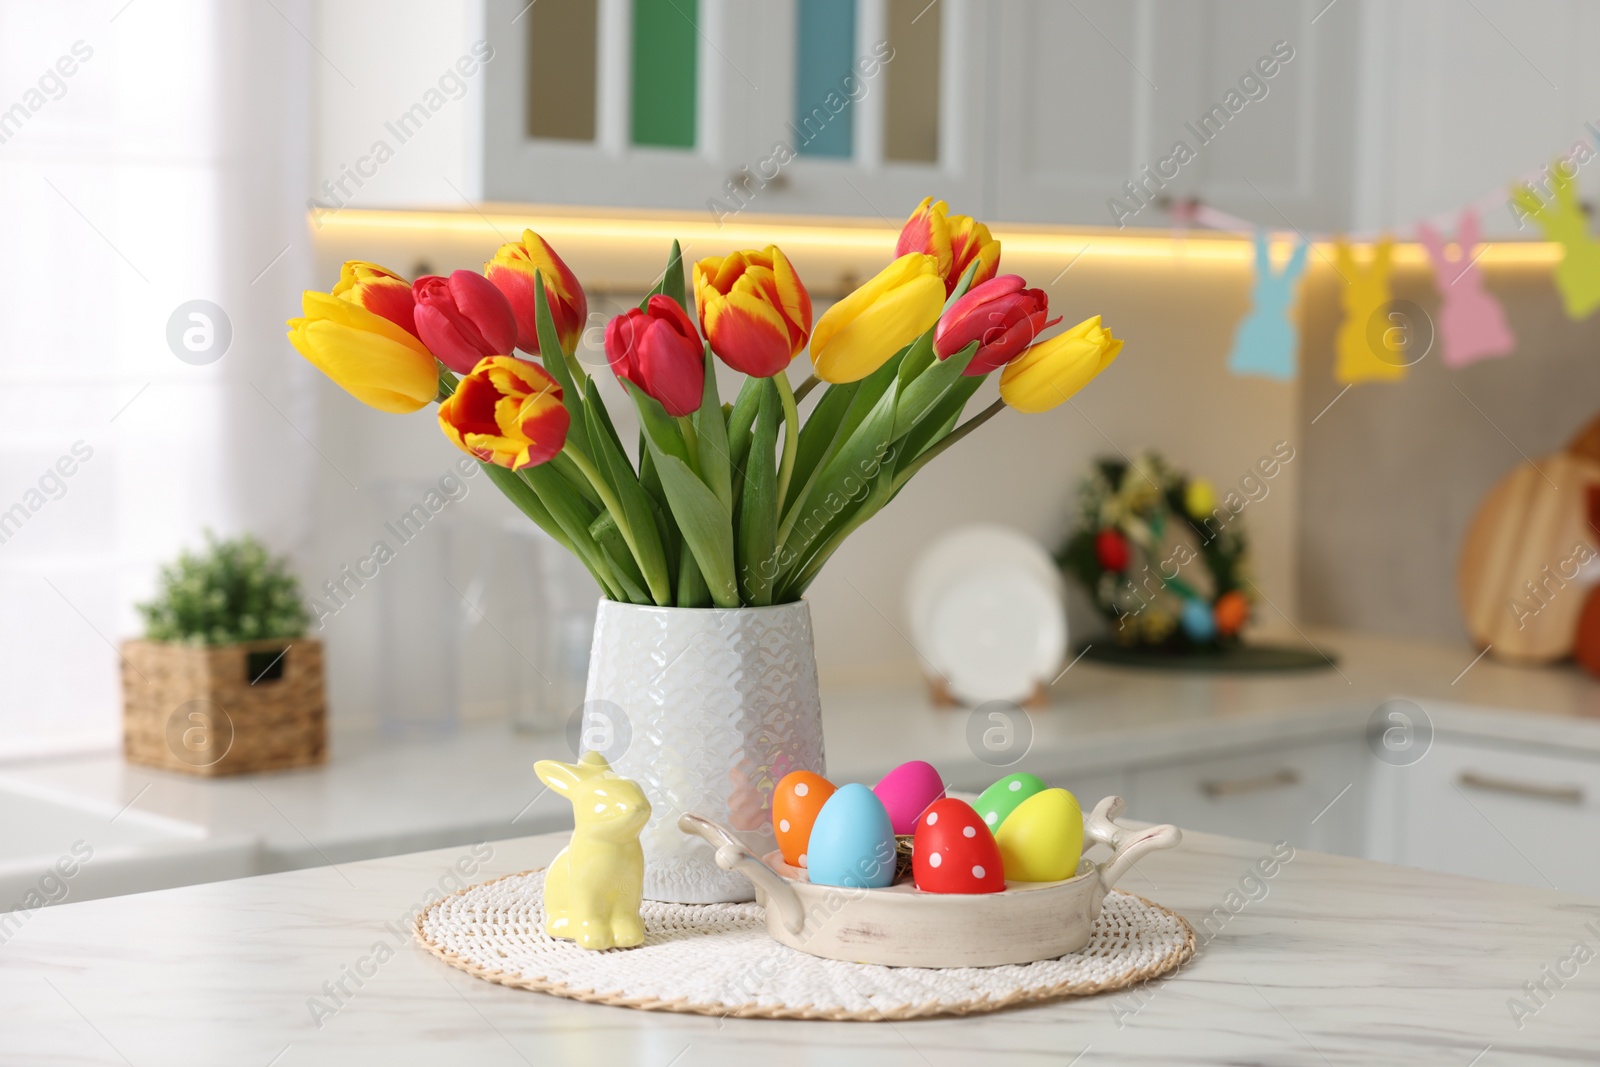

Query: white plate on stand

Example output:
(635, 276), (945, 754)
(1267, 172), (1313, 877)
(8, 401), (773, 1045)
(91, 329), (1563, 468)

(907, 525), (1067, 704)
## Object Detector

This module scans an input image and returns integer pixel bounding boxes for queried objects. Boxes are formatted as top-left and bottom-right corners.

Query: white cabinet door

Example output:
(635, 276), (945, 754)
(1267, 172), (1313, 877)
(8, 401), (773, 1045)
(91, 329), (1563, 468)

(1398, 739), (1600, 897)
(1131, 739), (1365, 855)
(990, 0), (1360, 231)
(482, 0), (751, 209)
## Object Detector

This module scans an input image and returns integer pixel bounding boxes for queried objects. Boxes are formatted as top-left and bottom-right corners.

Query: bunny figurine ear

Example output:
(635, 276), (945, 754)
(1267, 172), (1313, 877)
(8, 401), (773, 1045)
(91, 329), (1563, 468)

(535, 759), (577, 793)
(578, 751), (612, 772)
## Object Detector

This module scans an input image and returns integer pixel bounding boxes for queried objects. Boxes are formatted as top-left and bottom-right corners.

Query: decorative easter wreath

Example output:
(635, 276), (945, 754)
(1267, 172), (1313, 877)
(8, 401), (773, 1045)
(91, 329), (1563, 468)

(1057, 452), (1252, 651)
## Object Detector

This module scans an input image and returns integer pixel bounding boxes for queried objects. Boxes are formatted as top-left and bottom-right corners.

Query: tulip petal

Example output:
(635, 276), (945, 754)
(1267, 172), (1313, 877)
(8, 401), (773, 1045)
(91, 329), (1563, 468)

(289, 316), (437, 413)
(812, 269), (945, 384)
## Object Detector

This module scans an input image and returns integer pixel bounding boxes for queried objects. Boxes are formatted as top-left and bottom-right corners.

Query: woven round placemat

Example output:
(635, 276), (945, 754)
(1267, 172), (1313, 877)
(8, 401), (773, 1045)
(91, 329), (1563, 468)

(415, 870), (1195, 1021)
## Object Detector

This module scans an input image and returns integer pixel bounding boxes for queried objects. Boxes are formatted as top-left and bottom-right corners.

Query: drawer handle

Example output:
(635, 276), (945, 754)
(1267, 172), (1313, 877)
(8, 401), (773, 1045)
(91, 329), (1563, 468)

(1458, 771), (1584, 805)
(1200, 769), (1300, 798)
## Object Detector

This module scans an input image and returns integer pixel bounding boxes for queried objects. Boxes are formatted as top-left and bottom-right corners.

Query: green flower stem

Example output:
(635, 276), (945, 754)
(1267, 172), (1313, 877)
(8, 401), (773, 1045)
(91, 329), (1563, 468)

(518, 466), (626, 601)
(774, 372), (800, 510)
(890, 397), (1007, 493)
(677, 415), (701, 473)
(792, 373), (821, 403)
(563, 441), (671, 605)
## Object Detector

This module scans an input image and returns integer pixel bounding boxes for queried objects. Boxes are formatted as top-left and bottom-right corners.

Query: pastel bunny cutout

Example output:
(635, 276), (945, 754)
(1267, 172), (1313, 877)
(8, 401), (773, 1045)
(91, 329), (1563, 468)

(1511, 162), (1600, 320)
(1228, 231), (1308, 380)
(1333, 237), (1403, 384)
(1416, 209), (1514, 368)
(534, 751), (652, 950)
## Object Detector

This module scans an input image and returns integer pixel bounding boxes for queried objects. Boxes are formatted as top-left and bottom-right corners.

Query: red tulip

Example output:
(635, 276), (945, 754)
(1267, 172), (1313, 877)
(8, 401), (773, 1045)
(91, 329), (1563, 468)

(412, 271), (518, 374)
(604, 295), (705, 417)
(934, 275), (1061, 376)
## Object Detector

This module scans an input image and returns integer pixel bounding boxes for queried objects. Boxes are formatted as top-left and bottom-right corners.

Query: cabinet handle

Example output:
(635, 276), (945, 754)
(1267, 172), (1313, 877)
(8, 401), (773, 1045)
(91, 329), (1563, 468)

(1200, 769), (1300, 798)
(1458, 771), (1584, 805)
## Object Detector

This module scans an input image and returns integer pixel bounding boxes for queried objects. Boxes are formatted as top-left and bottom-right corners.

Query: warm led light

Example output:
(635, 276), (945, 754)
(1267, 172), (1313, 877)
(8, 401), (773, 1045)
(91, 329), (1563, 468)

(317, 207), (1562, 269)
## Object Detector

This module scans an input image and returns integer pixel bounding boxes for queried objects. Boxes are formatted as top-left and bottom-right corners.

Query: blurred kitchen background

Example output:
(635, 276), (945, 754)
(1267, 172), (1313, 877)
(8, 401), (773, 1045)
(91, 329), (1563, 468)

(6, 0), (1600, 901)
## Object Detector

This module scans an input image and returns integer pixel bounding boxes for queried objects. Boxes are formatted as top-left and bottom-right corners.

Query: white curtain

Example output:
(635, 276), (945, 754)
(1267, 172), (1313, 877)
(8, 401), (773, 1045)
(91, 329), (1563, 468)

(0, 1), (315, 757)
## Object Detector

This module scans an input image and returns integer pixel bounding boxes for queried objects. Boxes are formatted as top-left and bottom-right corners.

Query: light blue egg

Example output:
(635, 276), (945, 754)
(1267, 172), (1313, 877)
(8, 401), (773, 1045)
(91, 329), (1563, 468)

(1181, 598), (1217, 642)
(805, 783), (898, 888)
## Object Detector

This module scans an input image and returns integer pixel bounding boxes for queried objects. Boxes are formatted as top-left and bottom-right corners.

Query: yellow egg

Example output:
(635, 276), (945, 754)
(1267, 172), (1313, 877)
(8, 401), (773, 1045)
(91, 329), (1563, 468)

(994, 788), (1084, 882)
(1185, 479), (1216, 520)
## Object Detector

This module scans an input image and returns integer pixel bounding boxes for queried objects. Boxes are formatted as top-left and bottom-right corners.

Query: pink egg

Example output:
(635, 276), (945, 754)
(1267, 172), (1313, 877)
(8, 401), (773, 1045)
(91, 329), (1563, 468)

(872, 760), (946, 835)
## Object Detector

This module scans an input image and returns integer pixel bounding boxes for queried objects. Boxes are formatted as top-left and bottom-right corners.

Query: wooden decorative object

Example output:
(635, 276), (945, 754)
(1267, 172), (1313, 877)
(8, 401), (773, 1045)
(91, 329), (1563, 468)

(121, 638), (326, 776)
(1456, 451), (1600, 663)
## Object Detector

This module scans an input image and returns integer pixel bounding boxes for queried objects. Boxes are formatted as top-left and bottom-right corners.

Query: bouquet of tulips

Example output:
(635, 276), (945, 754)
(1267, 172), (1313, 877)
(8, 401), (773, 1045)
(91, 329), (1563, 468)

(288, 197), (1122, 608)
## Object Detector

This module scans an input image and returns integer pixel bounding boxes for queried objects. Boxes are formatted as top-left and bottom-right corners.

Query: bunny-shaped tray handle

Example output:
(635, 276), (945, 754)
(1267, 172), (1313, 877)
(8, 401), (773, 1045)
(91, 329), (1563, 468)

(678, 813), (806, 934)
(1083, 795), (1182, 895)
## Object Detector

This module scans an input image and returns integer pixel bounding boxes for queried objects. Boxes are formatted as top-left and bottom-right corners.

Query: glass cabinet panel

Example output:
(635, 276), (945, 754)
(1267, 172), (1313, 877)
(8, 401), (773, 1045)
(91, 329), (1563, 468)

(630, 0), (699, 148)
(794, 0), (858, 159)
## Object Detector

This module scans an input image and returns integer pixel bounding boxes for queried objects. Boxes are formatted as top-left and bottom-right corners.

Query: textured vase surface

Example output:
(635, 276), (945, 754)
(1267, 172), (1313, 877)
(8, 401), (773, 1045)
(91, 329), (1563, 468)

(582, 600), (826, 903)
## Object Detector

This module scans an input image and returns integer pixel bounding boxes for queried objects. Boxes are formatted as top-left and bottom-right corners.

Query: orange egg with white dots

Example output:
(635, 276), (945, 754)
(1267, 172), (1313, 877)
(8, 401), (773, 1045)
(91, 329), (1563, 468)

(772, 770), (836, 867)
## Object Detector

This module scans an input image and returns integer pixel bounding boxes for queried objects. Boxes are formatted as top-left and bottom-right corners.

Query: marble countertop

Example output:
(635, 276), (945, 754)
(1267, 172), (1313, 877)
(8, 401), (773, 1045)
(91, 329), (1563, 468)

(4, 826), (1598, 1065)
(3, 627), (1599, 897)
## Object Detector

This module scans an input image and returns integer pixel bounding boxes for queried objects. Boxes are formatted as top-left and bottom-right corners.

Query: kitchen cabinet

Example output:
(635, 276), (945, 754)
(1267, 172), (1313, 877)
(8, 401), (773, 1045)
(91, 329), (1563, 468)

(481, 0), (987, 217)
(989, 0), (1360, 231)
(1394, 737), (1600, 897)
(1130, 738), (1366, 855)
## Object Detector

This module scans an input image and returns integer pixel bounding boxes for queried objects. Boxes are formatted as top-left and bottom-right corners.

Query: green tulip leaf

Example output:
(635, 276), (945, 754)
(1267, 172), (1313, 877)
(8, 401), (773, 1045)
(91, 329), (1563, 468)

(737, 378), (780, 605)
(580, 376), (671, 604)
(693, 346), (733, 512)
(641, 239), (687, 310)
(894, 340), (979, 440)
(531, 273), (591, 438)
(632, 383), (740, 607)
(782, 378), (858, 514)
(588, 512), (651, 604)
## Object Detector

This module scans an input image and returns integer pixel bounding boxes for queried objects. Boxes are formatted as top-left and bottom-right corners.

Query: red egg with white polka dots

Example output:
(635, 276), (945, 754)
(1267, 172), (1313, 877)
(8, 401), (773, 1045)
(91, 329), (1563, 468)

(773, 770), (836, 868)
(912, 798), (1006, 894)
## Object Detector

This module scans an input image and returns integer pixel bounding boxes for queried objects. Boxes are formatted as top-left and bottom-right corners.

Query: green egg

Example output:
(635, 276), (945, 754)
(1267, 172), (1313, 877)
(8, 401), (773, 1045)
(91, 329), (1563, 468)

(974, 772), (1048, 833)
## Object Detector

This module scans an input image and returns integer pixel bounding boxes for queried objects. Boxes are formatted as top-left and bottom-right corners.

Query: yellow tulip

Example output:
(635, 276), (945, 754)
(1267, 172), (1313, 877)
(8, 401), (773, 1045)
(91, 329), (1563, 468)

(998, 316), (1123, 413)
(288, 290), (439, 413)
(809, 253), (946, 383)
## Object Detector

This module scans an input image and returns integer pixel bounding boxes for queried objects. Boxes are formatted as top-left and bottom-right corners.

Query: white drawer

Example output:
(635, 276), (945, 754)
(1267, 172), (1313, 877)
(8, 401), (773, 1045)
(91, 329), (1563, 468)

(1131, 740), (1365, 855)
(1398, 739), (1600, 897)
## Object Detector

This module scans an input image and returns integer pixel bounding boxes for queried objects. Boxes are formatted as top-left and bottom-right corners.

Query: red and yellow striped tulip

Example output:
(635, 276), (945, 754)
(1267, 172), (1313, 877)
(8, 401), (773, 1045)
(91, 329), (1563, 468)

(484, 230), (588, 357)
(895, 197), (1001, 296)
(438, 356), (570, 470)
(604, 295), (705, 417)
(412, 270), (518, 375)
(287, 290), (438, 414)
(934, 274), (1061, 375)
(331, 261), (419, 339)
(809, 253), (945, 384)
(998, 316), (1123, 413)
(692, 245), (812, 377)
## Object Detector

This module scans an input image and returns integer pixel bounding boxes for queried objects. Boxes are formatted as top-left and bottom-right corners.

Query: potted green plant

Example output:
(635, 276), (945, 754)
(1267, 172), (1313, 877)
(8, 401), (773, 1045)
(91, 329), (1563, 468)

(122, 533), (324, 775)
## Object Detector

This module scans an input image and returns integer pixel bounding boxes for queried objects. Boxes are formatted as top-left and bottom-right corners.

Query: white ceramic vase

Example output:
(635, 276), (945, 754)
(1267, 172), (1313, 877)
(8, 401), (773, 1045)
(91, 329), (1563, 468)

(581, 600), (826, 903)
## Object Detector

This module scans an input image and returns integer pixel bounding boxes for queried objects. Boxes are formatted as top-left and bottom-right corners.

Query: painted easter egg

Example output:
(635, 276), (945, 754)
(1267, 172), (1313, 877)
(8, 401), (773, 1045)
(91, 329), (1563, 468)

(1181, 598), (1217, 642)
(772, 770), (836, 867)
(974, 772), (1047, 833)
(912, 798), (1005, 894)
(994, 787), (1084, 882)
(873, 760), (946, 835)
(805, 783), (898, 889)
(1214, 590), (1249, 636)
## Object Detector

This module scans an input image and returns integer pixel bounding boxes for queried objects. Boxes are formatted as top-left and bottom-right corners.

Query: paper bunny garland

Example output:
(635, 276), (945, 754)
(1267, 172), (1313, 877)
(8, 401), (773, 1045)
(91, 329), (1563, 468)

(1511, 162), (1600, 320)
(1333, 237), (1403, 384)
(1227, 231), (1307, 380)
(1416, 209), (1515, 368)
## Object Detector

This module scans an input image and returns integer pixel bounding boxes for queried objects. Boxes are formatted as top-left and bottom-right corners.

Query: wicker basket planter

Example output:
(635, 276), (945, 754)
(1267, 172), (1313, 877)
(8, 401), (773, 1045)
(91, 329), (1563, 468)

(121, 638), (326, 776)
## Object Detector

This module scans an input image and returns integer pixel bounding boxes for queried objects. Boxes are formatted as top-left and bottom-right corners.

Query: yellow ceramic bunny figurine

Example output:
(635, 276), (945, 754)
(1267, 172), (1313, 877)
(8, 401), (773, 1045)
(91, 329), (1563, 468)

(534, 751), (651, 950)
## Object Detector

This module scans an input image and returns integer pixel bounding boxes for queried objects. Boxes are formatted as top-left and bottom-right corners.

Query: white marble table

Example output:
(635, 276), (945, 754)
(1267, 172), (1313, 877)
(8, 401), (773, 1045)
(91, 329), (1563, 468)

(3, 827), (1597, 1066)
